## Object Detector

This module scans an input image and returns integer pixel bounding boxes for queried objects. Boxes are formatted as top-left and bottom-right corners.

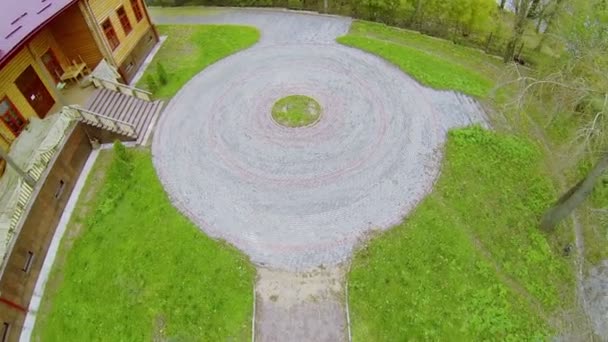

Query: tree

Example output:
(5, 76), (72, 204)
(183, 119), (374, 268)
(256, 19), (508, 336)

(542, 151), (608, 230)
(534, 0), (565, 51)
(527, 0), (541, 18)
(515, 0), (608, 231)
(503, 0), (533, 63)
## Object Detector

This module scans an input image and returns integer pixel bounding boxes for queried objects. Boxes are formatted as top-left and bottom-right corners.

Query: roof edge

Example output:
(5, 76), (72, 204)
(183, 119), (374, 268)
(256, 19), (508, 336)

(0, 0), (80, 70)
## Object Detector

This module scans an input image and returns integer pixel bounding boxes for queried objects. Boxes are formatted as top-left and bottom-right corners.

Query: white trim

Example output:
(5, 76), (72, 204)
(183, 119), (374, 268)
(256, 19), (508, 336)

(141, 106), (161, 147)
(345, 278), (352, 342)
(251, 281), (257, 342)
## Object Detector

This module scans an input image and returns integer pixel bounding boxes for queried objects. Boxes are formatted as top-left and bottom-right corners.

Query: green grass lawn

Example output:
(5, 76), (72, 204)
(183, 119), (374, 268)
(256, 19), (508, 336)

(271, 95), (321, 127)
(33, 145), (255, 341)
(338, 21), (497, 98)
(149, 6), (226, 17)
(349, 127), (574, 340)
(137, 25), (260, 99)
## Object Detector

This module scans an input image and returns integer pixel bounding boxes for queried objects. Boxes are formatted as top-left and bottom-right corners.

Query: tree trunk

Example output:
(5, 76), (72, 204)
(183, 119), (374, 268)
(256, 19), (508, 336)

(535, 0), (564, 51)
(503, 39), (517, 63)
(541, 152), (608, 231)
(534, 0), (551, 33)
(411, 0), (423, 28)
(528, 0), (541, 17)
(504, 0), (531, 63)
(535, 13), (543, 33)
(500, 0), (507, 9)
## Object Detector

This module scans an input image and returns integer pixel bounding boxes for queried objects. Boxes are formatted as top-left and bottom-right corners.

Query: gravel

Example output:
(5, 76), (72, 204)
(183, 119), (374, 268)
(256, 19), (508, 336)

(584, 260), (608, 337)
(152, 9), (488, 271)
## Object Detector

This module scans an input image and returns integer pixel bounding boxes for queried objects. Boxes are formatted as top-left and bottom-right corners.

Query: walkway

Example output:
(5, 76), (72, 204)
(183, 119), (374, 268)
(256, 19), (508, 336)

(151, 8), (487, 341)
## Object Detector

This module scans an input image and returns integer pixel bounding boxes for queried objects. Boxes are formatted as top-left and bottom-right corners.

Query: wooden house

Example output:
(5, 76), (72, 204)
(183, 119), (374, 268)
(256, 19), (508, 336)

(0, 1), (161, 340)
(0, 0), (159, 150)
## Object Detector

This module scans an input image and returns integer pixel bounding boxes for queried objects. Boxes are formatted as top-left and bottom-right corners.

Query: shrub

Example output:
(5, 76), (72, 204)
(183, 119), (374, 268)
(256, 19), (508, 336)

(157, 62), (168, 86)
(145, 73), (158, 93)
(88, 141), (134, 224)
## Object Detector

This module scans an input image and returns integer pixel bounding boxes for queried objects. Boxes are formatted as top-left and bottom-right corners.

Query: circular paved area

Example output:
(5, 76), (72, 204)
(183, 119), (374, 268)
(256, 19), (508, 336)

(153, 10), (487, 270)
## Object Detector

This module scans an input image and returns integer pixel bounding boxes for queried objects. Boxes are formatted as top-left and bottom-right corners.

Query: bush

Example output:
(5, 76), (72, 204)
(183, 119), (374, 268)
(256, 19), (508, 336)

(157, 62), (168, 86)
(145, 73), (158, 93)
(88, 141), (133, 224)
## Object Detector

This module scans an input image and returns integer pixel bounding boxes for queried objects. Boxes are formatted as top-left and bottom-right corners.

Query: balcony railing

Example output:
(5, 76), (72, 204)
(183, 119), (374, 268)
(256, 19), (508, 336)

(91, 76), (152, 101)
(66, 105), (137, 138)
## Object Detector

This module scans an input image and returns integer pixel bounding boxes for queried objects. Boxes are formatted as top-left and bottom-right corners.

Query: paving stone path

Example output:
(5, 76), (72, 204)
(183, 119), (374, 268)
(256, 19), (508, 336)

(151, 8), (488, 341)
(255, 266), (347, 341)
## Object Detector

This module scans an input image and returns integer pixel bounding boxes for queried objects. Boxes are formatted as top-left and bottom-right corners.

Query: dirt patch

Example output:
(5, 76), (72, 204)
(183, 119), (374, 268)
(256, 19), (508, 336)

(255, 266), (348, 341)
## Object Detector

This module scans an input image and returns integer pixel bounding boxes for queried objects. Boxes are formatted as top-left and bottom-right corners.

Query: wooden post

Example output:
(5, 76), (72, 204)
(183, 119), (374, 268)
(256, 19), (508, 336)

(0, 147), (36, 187)
(80, 0), (119, 70)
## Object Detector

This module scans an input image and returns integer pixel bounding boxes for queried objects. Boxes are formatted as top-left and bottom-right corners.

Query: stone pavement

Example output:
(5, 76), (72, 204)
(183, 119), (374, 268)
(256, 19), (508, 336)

(254, 267), (348, 342)
(152, 9), (488, 271)
(151, 8), (489, 340)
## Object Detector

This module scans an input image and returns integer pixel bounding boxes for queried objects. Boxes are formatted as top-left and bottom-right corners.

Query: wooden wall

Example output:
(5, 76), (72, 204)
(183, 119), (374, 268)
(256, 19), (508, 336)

(0, 47), (59, 150)
(29, 28), (71, 70)
(87, 0), (153, 65)
(0, 2), (106, 150)
(0, 124), (92, 342)
(49, 4), (104, 69)
(118, 27), (156, 82)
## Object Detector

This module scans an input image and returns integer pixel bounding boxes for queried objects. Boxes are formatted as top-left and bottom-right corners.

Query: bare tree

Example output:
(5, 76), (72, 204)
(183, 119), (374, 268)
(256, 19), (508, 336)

(534, 0), (565, 51)
(503, 0), (533, 62)
(501, 0), (608, 231)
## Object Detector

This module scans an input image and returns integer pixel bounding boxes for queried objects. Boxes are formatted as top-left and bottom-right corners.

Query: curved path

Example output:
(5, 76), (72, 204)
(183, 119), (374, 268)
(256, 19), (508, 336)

(152, 8), (488, 271)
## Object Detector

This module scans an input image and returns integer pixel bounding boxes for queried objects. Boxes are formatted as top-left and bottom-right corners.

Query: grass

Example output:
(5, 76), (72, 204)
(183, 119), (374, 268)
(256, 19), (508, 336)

(33, 145), (255, 341)
(271, 95), (321, 127)
(148, 6), (226, 17)
(137, 25), (260, 99)
(349, 126), (574, 341)
(572, 158), (608, 265)
(338, 21), (497, 98)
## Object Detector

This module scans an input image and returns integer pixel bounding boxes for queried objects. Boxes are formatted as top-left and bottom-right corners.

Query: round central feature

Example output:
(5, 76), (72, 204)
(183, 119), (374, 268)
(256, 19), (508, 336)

(153, 43), (457, 271)
(271, 95), (321, 127)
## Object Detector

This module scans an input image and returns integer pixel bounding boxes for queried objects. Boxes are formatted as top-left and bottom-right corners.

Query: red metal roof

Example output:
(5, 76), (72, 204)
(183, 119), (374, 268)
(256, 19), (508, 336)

(0, 0), (78, 66)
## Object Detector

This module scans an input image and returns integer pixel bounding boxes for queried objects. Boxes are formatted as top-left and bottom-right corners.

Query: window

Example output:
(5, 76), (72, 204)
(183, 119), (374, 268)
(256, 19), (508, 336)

(102, 19), (119, 50)
(0, 97), (26, 136)
(55, 180), (65, 199)
(130, 0), (143, 22)
(117, 6), (132, 35)
(22, 251), (34, 273)
(125, 61), (135, 73)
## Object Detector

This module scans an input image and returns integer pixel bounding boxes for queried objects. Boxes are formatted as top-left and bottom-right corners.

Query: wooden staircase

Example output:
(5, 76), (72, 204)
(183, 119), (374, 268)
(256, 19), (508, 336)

(80, 78), (164, 145)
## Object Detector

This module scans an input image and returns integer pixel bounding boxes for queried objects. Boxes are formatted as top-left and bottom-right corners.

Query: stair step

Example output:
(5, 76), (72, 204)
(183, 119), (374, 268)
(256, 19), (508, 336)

(117, 96), (138, 122)
(133, 101), (153, 131)
(85, 86), (165, 144)
(136, 100), (165, 145)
